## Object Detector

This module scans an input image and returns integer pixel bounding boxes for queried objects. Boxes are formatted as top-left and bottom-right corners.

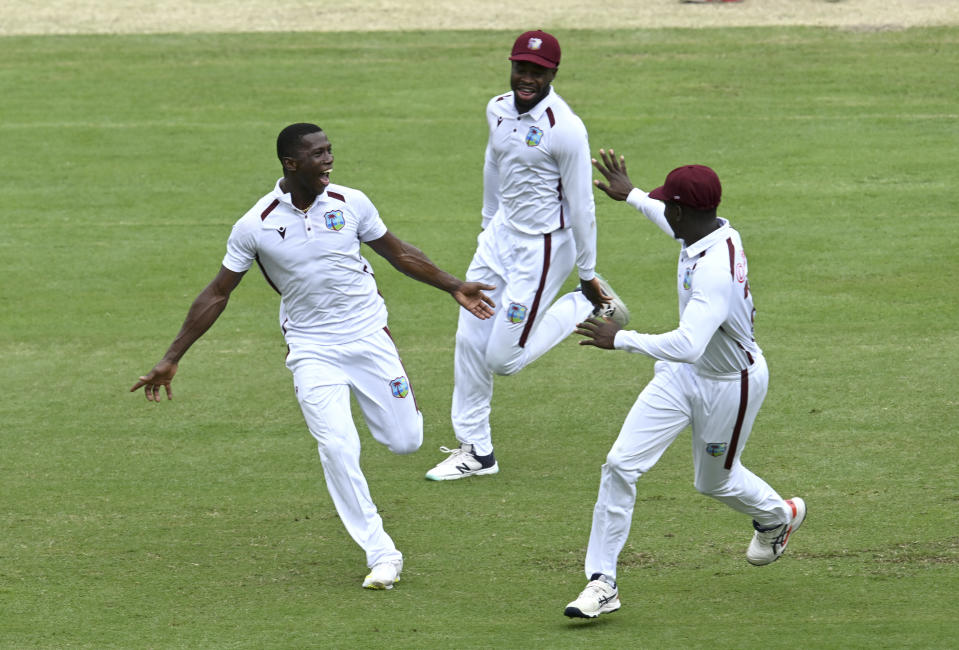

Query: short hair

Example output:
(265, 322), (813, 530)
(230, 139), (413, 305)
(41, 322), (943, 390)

(277, 123), (322, 160)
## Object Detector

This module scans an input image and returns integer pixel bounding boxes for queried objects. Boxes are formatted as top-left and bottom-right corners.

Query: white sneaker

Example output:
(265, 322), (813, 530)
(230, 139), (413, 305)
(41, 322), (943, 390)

(747, 497), (806, 566)
(564, 574), (621, 619)
(362, 558), (403, 590)
(592, 273), (630, 327)
(424, 443), (499, 481)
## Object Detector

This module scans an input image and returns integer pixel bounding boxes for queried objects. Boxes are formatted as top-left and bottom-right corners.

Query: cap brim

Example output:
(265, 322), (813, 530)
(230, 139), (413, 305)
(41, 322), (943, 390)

(648, 185), (670, 202)
(508, 54), (558, 69)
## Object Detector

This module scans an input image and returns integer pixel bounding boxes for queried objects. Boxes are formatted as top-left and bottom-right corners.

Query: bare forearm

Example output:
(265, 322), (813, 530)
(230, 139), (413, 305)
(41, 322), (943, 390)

(163, 289), (230, 363)
(386, 243), (461, 293)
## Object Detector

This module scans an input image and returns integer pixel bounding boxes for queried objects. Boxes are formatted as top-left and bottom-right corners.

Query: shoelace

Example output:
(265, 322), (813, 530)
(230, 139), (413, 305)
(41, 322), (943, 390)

(438, 445), (466, 456)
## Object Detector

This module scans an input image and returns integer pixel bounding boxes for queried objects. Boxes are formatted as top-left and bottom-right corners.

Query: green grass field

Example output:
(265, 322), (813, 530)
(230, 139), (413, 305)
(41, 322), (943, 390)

(1, 26), (957, 648)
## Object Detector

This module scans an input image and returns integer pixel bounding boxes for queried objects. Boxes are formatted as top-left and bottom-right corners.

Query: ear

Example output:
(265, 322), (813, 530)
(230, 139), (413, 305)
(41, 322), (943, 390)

(281, 156), (297, 173)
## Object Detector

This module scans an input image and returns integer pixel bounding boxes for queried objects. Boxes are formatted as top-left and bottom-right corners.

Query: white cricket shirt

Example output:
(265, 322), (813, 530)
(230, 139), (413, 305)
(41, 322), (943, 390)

(614, 189), (763, 376)
(223, 180), (389, 345)
(482, 86), (598, 280)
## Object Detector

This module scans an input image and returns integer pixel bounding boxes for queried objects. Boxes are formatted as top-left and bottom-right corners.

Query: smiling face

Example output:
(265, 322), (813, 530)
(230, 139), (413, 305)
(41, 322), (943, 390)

(510, 60), (556, 113)
(282, 130), (334, 199)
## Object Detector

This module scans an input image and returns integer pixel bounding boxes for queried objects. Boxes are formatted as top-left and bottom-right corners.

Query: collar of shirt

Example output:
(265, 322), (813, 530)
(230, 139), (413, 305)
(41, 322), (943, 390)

(683, 218), (730, 259)
(271, 178), (320, 214)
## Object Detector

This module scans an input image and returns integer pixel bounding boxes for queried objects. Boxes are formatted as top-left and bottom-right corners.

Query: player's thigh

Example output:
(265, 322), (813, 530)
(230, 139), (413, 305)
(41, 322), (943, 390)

(485, 231), (576, 365)
(348, 329), (423, 454)
(607, 361), (692, 475)
(500, 228), (575, 315)
(465, 226), (506, 288)
(292, 378), (361, 459)
(690, 363), (769, 487)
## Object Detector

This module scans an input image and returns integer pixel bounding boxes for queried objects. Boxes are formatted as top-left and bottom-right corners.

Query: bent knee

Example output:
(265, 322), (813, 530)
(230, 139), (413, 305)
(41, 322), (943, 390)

(389, 439), (422, 455)
(601, 454), (643, 483)
(485, 349), (524, 376)
(488, 360), (522, 376)
(387, 422), (423, 455)
(389, 431), (423, 455)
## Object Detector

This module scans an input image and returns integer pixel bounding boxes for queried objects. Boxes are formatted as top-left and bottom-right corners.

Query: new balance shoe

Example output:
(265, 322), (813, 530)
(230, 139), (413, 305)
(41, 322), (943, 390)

(747, 497), (806, 566)
(362, 558), (403, 590)
(564, 574), (621, 619)
(592, 273), (630, 327)
(424, 443), (498, 481)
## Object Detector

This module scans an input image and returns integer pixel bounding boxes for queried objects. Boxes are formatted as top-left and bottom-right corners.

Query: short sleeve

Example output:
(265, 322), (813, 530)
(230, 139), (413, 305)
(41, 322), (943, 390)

(353, 191), (388, 242)
(222, 219), (257, 273)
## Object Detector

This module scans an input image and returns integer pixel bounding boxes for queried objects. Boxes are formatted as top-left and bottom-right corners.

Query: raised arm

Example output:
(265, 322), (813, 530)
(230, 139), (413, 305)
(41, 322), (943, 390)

(594, 148), (675, 237)
(130, 265), (246, 401)
(365, 231), (495, 320)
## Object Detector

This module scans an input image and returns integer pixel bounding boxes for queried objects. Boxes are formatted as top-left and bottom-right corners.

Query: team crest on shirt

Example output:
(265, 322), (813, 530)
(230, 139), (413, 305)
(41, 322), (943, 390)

(390, 376), (410, 398)
(525, 126), (544, 147)
(706, 443), (728, 457)
(324, 209), (345, 231)
(683, 266), (694, 290)
(506, 302), (528, 324)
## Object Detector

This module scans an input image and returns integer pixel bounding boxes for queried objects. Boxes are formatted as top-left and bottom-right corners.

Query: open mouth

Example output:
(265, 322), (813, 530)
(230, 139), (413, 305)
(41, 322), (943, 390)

(319, 168), (332, 185)
(516, 87), (537, 101)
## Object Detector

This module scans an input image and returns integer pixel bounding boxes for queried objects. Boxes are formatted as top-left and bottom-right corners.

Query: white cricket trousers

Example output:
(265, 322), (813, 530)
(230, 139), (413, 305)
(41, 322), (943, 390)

(584, 356), (792, 580)
(452, 224), (595, 456)
(286, 327), (423, 569)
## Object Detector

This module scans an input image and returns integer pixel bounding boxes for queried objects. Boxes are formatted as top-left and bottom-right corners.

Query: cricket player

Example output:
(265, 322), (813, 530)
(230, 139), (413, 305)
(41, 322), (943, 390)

(131, 123), (494, 590)
(564, 151), (805, 619)
(426, 30), (629, 481)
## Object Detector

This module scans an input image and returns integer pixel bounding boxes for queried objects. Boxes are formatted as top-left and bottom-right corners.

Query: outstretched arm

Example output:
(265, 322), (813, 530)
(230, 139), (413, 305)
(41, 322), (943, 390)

(366, 231), (495, 320)
(130, 265), (246, 401)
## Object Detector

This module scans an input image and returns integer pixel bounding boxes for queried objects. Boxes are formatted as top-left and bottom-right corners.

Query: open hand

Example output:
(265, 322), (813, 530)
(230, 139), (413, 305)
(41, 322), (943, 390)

(592, 148), (635, 201)
(454, 282), (496, 320)
(575, 315), (622, 350)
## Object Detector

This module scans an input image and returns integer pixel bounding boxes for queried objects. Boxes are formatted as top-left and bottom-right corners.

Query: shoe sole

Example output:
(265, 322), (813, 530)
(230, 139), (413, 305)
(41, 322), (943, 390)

(425, 463), (499, 481)
(564, 600), (622, 619)
(363, 575), (400, 590)
(594, 273), (630, 326)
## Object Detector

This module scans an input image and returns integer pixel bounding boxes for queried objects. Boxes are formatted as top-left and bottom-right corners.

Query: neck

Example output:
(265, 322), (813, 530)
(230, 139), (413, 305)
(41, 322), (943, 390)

(682, 217), (722, 245)
(279, 178), (319, 210)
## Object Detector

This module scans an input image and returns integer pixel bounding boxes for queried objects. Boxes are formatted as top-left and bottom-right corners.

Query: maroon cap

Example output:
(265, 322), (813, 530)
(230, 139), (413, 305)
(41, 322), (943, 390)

(648, 165), (722, 211)
(509, 30), (561, 69)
